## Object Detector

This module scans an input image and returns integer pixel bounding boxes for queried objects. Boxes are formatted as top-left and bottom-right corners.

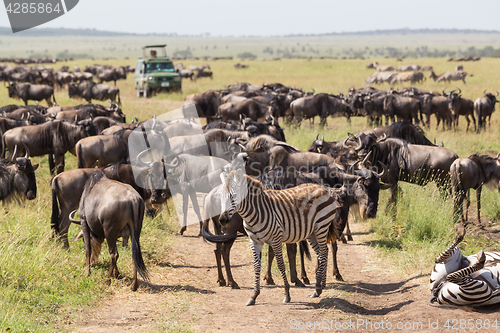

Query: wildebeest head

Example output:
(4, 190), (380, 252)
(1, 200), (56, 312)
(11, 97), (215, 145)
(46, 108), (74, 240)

(484, 90), (500, 104)
(77, 119), (98, 136)
(68, 83), (79, 98)
(349, 158), (387, 219)
(2, 145), (39, 201)
(6, 82), (18, 99)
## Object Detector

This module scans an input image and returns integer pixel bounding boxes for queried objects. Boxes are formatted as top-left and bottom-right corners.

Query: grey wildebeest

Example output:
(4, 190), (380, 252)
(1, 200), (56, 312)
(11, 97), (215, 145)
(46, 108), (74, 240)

(68, 81), (121, 105)
(183, 90), (221, 123)
(76, 129), (131, 168)
(218, 99), (273, 122)
(51, 162), (170, 247)
(443, 88), (475, 131)
(450, 154), (500, 224)
(358, 137), (458, 206)
(69, 170), (149, 290)
(6, 82), (56, 106)
(430, 70), (467, 84)
(383, 93), (420, 125)
(0, 145), (38, 203)
(3, 119), (97, 174)
(474, 90), (499, 131)
(291, 94), (349, 127)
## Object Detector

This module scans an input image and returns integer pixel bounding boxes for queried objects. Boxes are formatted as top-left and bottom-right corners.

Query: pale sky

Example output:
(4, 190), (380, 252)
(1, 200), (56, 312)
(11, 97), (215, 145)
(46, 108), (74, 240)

(1, 0), (500, 36)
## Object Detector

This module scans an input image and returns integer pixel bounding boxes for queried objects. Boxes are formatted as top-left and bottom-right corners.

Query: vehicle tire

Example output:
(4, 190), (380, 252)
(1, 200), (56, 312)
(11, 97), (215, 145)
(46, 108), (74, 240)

(143, 84), (150, 98)
(136, 85), (141, 98)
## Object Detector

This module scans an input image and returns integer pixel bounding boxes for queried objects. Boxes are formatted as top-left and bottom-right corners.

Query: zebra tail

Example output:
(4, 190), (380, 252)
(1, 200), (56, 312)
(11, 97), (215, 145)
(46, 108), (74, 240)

(299, 240), (311, 260)
(201, 225), (240, 244)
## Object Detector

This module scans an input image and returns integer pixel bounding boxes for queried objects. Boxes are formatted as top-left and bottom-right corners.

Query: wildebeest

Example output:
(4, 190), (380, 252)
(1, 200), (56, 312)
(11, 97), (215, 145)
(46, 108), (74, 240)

(76, 129), (131, 168)
(450, 154), (500, 224)
(443, 88), (475, 131)
(3, 120), (97, 174)
(474, 90), (499, 131)
(68, 81), (121, 105)
(0, 145), (38, 203)
(183, 90), (221, 123)
(69, 170), (149, 290)
(383, 93), (420, 125)
(97, 67), (127, 85)
(430, 70), (467, 84)
(218, 99), (273, 122)
(358, 137), (459, 205)
(291, 94), (349, 127)
(51, 162), (170, 247)
(6, 82), (56, 106)
(420, 95), (453, 130)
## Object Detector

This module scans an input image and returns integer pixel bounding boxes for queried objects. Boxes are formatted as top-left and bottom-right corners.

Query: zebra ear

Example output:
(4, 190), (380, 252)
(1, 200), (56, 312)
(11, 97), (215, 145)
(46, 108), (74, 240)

(220, 170), (228, 184)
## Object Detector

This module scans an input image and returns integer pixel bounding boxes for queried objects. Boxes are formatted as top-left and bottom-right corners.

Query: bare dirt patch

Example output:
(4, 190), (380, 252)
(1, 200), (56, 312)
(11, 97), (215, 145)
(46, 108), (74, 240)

(71, 221), (500, 333)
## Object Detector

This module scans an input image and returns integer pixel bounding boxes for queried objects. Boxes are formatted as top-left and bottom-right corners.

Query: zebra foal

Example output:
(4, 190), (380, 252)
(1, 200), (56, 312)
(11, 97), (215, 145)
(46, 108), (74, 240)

(430, 226), (500, 307)
(206, 168), (342, 306)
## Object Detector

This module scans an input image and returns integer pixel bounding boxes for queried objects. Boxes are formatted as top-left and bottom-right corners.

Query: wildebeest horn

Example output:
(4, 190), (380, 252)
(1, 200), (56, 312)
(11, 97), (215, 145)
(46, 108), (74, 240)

(270, 115), (276, 126)
(320, 134), (324, 145)
(23, 143), (30, 159)
(136, 149), (154, 167)
(69, 210), (81, 225)
(484, 89), (487, 95)
(496, 91), (499, 97)
(21, 113), (24, 120)
(316, 133), (319, 140)
(376, 161), (387, 178)
(74, 115), (78, 123)
(164, 155), (180, 169)
(376, 133), (387, 143)
(354, 136), (362, 151)
(349, 159), (362, 174)
(362, 151), (372, 165)
(496, 152), (500, 160)
(442, 87), (447, 95)
(11, 145), (18, 162)
(456, 87), (461, 95)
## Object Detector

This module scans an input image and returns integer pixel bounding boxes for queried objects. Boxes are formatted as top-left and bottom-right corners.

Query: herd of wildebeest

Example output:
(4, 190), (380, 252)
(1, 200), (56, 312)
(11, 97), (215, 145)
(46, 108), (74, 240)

(1, 61), (500, 307)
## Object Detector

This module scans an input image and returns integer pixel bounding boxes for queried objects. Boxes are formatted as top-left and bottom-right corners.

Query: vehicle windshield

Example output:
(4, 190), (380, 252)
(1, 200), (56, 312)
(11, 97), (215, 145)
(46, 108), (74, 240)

(145, 62), (174, 73)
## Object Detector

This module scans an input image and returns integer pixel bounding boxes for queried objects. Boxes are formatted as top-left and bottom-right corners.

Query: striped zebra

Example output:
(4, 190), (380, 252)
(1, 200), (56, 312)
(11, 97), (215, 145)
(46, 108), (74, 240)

(204, 168), (342, 306)
(429, 227), (500, 307)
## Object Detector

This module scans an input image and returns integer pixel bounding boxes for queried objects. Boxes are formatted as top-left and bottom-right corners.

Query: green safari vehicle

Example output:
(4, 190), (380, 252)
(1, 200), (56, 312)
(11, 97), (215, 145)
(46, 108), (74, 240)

(134, 45), (181, 97)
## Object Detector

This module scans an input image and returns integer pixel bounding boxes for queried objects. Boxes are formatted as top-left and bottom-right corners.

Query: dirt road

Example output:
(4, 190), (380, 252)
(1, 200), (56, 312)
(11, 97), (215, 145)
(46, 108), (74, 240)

(72, 222), (499, 333)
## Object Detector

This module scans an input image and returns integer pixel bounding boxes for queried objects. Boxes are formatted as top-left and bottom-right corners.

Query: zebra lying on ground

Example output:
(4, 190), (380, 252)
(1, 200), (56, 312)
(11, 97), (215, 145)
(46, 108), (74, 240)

(203, 168), (343, 306)
(429, 226), (500, 307)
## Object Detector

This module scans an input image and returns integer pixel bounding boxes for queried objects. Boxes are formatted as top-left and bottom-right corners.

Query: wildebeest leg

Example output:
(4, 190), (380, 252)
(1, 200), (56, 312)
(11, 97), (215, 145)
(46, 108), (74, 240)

(476, 186), (482, 225)
(298, 242), (310, 285)
(271, 239), (291, 303)
(212, 219), (226, 287)
(331, 240), (343, 281)
(81, 219), (92, 276)
(222, 239), (239, 289)
(246, 238), (264, 306)
(471, 113), (476, 132)
(106, 237), (120, 285)
(55, 154), (65, 174)
(121, 225), (130, 247)
(286, 243), (305, 287)
(435, 115), (441, 131)
(263, 245), (276, 285)
(345, 220), (353, 241)
(178, 193), (189, 235)
(48, 154), (55, 175)
(464, 189), (470, 222)
(188, 189), (203, 236)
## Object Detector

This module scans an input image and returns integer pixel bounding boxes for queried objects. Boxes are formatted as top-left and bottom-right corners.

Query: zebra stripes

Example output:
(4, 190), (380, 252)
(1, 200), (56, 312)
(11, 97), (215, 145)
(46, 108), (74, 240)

(219, 169), (341, 305)
(430, 234), (500, 307)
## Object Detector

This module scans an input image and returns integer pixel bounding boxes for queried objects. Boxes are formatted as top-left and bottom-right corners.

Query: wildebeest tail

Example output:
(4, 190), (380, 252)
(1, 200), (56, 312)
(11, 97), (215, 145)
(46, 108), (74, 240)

(51, 179), (60, 233)
(131, 199), (149, 282)
(52, 91), (57, 106)
(201, 225), (240, 243)
(76, 143), (84, 169)
(299, 240), (311, 260)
